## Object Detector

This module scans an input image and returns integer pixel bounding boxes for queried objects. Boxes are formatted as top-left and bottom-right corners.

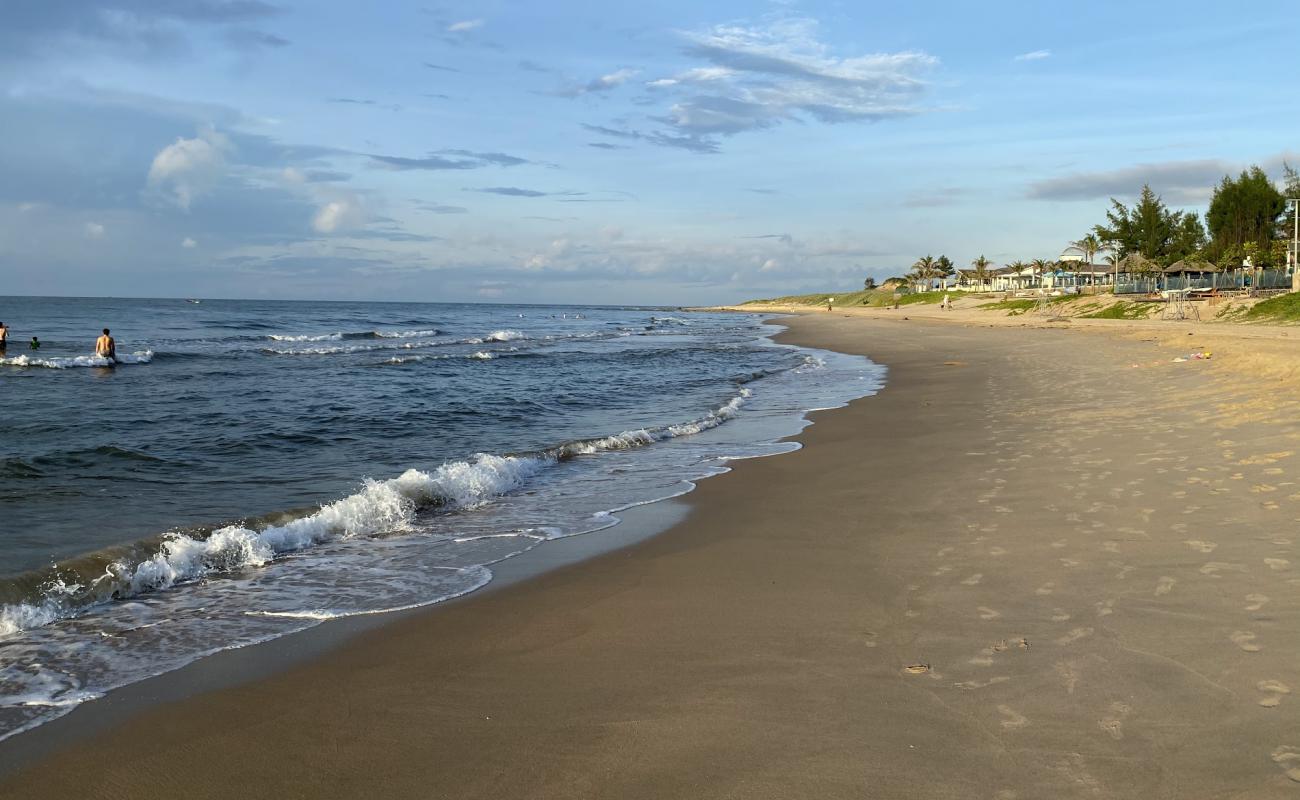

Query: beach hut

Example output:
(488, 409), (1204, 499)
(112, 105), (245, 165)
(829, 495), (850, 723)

(1114, 253), (1158, 294)
(1162, 259), (1219, 292)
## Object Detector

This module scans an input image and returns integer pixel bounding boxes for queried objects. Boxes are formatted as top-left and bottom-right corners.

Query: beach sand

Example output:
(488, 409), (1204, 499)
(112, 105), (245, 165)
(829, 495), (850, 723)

(3, 313), (1299, 798)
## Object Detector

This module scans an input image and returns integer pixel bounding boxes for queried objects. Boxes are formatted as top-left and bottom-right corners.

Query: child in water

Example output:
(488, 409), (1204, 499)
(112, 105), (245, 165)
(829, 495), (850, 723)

(29, 337), (40, 350)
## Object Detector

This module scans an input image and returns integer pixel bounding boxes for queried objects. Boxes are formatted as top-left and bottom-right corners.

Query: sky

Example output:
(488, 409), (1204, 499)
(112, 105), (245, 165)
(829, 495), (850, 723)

(1, 0), (1297, 305)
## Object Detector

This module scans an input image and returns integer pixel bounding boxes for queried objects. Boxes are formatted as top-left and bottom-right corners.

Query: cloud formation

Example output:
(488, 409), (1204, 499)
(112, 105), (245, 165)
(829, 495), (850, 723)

(468, 187), (587, 198)
(556, 68), (639, 98)
(147, 127), (232, 209)
(2, 0), (285, 61)
(368, 149), (532, 170)
(1027, 159), (1236, 204)
(1014, 50), (1051, 61)
(446, 19), (484, 33)
(584, 16), (937, 153)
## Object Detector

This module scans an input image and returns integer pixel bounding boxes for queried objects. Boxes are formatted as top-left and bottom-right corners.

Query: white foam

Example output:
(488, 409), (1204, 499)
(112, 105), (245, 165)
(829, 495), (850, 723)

(0, 351), (153, 369)
(484, 329), (527, 342)
(375, 329), (440, 339)
(268, 333), (342, 342)
(264, 342), (419, 356)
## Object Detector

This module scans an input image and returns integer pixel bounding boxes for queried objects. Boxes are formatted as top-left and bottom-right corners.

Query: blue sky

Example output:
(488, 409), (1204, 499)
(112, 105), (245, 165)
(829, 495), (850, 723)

(1, 0), (1296, 304)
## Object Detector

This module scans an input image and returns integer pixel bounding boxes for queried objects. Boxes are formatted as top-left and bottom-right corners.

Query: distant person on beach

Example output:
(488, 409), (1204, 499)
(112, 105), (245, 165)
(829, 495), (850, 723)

(95, 328), (116, 363)
(29, 337), (40, 350)
(0, 321), (8, 352)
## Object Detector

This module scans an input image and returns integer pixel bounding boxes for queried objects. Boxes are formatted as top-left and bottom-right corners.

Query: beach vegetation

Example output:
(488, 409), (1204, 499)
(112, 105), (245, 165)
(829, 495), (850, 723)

(1082, 301), (1156, 320)
(1243, 292), (1300, 322)
(1093, 185), (1204, 265)
(1206, 166), (1286, 267)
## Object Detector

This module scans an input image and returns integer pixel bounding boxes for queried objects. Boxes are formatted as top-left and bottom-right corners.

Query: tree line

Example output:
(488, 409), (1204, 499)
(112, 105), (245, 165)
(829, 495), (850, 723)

(1096, 163), (1299, 270)
(888, 162), (1300, 289)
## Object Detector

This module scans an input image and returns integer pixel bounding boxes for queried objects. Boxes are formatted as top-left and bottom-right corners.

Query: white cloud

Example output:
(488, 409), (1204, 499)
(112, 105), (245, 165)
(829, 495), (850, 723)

(447, 19), (483, 32)
(146, 127), (231, 209)
(630, 16), (937, 144)
(558, 68), (639, 98)
(312, 196), (365, 233)
(1014, 50), (1051, 61)
(84, 222), (105, 238)
(646, 67), (735, 88)
(281, 166), (306, 184)
(182, 237), (197, 248)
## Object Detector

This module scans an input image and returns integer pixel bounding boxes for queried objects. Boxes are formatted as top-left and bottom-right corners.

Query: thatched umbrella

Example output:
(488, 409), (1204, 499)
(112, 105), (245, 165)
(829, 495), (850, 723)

(1164, 259), (1219, 289)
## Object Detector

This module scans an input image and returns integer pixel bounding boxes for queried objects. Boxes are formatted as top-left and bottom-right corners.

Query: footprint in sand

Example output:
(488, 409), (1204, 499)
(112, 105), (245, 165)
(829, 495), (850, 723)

(1155, 576), (1176, 596)
(1095, 599), (1114, 617)
(1036, 582), (1055, 596)
(998, 705), (1028, 730)
(1050, 610), (1071, 622)
(1199, 562), (1246, 577)
(1184, 539), (1218, 553)
(936, 546), (954, 557)
(977, 606), (1002, 620)
(1098, 702), (1131, 740)
(961, 573), (983, 586)
(1271, 747), (1300, 782)
(1257, 680), (1292, 708)
(1056, 627), (1094, 646)
(1252, 484), (1279, 494)
(932, 565), (953, 576)
(1060, 558), (1081, 568)
(1245, 593), (1270, 611)
(1050, 539), (1069, 549)
(953, 676), (1010, 690)
(988, 546), (1008, 557)
(1265, 558), (1291, 571)
(1054, 661), (1079, 694)
(1101, 541), (1120, 554)
(1230, 631), (1262, 652)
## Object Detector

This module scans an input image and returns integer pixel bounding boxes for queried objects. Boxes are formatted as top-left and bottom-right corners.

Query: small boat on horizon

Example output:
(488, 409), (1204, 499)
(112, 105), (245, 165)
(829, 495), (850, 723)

(186, 299), (201, 304)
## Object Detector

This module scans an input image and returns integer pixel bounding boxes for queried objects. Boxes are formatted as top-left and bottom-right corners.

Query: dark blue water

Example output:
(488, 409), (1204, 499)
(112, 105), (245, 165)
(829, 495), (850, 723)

(0, 297), (883, 741)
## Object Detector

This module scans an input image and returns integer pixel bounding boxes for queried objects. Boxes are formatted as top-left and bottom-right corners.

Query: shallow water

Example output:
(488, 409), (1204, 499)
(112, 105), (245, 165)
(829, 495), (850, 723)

(0, 298), (883, 741)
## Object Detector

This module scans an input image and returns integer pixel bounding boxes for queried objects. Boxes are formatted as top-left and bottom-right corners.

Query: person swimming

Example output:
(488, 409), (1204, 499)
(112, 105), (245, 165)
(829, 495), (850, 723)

(0, 321), (8, 353)
(95, 328), (116, 363)
(29, 336), (40, 350)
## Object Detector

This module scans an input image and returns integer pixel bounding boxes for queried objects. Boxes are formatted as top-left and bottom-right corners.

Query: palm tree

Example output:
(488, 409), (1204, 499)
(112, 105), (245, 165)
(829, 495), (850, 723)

(971, 255), (993, 291)
(910, 255), (936, 292)
(1069, 234), (1104, 288)
(1029, 258), (1053, 290)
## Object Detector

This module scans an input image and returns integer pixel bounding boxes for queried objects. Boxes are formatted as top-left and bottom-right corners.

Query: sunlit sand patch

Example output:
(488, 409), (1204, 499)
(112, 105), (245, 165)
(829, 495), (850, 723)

(961, 573), (983, 586)
(1264, 558), (1290, 571)
(1035, 582), (1055, 596)
(1155, 576), (1176, 596)
(1184, 539), (1218, 553)
(977, 606), (1002, 620)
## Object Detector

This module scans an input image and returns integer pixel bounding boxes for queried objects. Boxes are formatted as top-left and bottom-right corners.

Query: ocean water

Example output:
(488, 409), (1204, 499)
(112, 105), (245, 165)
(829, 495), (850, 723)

(0, 297), (883, 741)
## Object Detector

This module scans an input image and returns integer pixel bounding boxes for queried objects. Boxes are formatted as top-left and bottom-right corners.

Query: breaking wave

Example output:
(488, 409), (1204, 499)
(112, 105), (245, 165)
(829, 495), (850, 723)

(0, 389), (752, 639)
(0, 351), (154, 369)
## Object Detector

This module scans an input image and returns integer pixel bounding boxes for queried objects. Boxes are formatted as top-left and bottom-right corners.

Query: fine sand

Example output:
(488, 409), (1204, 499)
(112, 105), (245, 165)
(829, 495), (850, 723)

(3, 313), (1300, 799)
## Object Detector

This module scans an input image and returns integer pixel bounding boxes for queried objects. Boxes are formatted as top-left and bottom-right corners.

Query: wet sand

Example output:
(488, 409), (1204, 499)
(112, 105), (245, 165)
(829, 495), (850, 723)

(4, 314), (1299, 798)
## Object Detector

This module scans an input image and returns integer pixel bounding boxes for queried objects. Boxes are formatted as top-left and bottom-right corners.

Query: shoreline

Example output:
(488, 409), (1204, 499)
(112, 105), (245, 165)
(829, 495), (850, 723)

(4, 314), (1300, 797)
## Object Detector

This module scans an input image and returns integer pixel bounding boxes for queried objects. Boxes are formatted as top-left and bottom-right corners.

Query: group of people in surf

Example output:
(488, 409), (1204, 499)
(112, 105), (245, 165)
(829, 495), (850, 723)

(0, 322), (116, 362)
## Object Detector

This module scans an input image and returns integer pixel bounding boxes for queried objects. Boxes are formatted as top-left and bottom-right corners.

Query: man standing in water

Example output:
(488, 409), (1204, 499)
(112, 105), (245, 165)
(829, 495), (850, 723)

(0, 321), (8, 353)
(95, 328), (116, 363)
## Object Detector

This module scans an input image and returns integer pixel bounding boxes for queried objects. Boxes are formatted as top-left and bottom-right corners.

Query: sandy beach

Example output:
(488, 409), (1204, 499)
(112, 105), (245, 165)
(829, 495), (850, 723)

(3, 312), (1299, 799)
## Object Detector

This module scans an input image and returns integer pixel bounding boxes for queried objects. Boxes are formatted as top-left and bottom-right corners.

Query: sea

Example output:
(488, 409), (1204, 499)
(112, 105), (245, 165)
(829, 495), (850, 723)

(0, 297), (884, 742)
